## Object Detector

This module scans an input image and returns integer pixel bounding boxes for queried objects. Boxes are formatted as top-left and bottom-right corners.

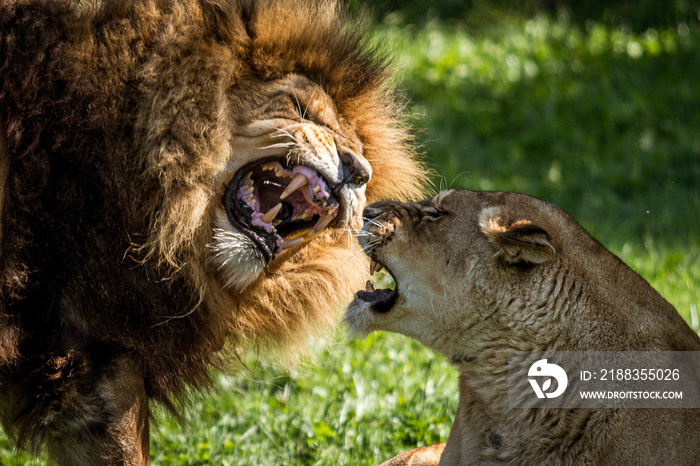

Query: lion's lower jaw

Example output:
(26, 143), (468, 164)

(208, 211), (266, 290)
(227, 230), (369, 348)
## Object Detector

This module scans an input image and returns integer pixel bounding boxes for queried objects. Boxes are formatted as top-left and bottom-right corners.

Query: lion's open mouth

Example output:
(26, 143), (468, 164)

(224, 158), (341, 258)
(355, 259), (397, 313)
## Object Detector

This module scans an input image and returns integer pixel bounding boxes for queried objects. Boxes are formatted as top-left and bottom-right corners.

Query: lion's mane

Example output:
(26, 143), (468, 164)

(0, 0), (426, 446)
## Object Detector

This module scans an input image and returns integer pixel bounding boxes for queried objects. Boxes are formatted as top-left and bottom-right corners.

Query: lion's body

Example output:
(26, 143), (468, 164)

(0, 0), (425, 461)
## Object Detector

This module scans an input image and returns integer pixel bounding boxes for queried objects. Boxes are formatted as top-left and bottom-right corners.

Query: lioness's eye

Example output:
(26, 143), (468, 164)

(421, 208), (447, 223)
(427, 209), (447, 220)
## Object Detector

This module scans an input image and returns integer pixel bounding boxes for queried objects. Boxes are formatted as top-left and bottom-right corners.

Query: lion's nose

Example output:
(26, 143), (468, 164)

(340, 151), (372, 186)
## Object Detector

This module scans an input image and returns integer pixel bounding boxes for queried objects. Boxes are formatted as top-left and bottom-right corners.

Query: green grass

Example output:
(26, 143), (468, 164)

(2, 11), (698, 466)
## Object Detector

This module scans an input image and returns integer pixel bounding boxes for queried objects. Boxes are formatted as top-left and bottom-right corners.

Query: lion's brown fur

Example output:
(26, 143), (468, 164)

(0, 0), (427, 457)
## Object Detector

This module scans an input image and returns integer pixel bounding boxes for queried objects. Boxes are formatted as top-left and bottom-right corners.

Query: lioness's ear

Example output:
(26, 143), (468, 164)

(479, 207), (555, 265)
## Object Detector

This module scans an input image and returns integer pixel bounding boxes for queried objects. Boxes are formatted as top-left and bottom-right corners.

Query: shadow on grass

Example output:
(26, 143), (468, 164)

(393, 19), (699, 248)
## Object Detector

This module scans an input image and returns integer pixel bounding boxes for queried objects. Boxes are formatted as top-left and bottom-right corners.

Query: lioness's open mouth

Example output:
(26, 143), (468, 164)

(356, 259), (398, 313)
(224, 157), (341, 258)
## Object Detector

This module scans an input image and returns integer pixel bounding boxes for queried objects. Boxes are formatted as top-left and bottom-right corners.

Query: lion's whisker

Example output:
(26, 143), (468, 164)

(271, 129), (295, 140)
(258, 142), (295, 151)
(291, 89), (306, 122)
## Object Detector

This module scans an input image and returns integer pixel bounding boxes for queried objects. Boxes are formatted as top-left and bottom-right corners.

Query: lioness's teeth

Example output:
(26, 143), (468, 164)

(313, 185), (321, 193)
(261, 203), (282, 223)
(280, 174), (308, 200)
(366, 280), (375, 292)
(373, 261), (384, 274)
(369, 259), (377, 276)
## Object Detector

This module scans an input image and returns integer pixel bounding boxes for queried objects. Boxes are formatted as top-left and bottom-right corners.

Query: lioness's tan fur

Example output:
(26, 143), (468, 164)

(347, 189), (700, 465)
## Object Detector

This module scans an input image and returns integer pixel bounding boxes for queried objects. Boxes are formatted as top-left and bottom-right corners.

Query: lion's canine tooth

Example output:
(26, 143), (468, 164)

(365, 280), (375, 292)
(280, 237), (303, 250)
(307, 208), (336, 237)
(261, 203), (282, 223)
(280, 174), (308, 200)
(313, 185), (321, 193)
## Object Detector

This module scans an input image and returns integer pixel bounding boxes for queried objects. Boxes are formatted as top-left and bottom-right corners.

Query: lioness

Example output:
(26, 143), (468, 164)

(0, 0), (425, 463)
(346, 189), (700, 465)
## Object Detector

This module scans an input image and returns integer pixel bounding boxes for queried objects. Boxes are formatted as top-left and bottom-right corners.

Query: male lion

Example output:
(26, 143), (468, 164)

(346, 190), (700, 465)
(0, 0), (426, 463)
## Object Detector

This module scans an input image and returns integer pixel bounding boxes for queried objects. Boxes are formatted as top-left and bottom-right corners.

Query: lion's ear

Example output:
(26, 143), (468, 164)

(480, 208), (555, 265)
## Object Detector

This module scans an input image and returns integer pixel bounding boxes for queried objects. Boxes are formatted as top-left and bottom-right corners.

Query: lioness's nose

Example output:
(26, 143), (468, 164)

(340, 151), (372, 186)
(363, 201), (399, 221)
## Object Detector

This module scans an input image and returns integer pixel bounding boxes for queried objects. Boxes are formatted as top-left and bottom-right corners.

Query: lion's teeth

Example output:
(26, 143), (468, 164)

(280, 174), (308, 200)
(261, 203), (282, 223)
(313, 184), (321, 193)
(365, 280), (375, 292)
(307, 206), (338, 237)
(280, 237), (303, 251)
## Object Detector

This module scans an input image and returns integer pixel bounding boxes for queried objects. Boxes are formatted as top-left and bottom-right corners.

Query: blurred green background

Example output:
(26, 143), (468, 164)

(2, 1), (698, 464)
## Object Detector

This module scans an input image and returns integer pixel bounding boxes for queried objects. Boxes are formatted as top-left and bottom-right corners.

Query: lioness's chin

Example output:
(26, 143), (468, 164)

(344, 299), (377, 336)
(345, 284), (399, 336)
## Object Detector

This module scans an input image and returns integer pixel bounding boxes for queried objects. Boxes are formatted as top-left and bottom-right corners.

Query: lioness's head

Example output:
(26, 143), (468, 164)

(345, 189), (581, 357)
